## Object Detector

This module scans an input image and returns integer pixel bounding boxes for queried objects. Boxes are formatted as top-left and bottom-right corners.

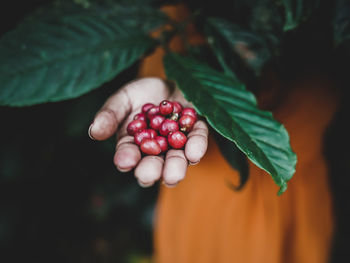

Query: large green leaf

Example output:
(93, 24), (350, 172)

(164, 53), (297, 195)
(187, 45), (250, 186)
(0, 1), (167, 106)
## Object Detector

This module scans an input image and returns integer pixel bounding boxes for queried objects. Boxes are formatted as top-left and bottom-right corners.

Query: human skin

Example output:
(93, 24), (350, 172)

(88, 77), (209, 188)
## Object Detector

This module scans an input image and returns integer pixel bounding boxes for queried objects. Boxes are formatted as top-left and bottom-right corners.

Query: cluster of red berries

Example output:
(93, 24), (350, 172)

(126, 100), (198, 155)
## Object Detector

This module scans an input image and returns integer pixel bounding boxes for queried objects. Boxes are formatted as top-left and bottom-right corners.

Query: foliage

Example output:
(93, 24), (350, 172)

(0, 0), (305, 194)
(164, 53), (296, 194)
(282, 0), (320, 31)
(0, 1), (166, 106)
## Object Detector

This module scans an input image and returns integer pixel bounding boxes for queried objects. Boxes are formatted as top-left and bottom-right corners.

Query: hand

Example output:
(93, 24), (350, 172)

(88, 77), (209, 188)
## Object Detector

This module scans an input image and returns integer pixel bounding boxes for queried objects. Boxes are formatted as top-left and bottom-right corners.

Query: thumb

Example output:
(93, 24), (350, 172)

(88, 77), (170, 141)
(89, 89), (131, 141)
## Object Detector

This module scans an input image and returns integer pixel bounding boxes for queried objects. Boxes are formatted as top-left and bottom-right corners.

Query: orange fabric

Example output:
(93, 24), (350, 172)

(138, 5), (205, 78)
(138, 4), (338, 263)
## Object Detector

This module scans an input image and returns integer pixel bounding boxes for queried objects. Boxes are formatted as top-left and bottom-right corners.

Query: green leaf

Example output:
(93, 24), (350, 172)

(0, 1), (168, 106)
(164, 53), (297, 195)
(282, 0), (320, 31)
(187, 44), (249, 186)
(205, 17), (272, 76)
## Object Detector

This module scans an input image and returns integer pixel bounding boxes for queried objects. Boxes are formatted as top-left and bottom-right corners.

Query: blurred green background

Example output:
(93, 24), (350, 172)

(0, 1), (158, 262)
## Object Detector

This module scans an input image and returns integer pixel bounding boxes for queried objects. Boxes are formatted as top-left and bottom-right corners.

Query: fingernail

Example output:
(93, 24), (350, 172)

(88, 123), (95, 140)
(189, 160), (200, 166)
(162, 181), (178, 188)
(138, 180), (154, 188)
(116, 166), (132, 173)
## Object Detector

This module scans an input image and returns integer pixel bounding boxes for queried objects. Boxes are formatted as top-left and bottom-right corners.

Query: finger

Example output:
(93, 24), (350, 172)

(89, 88), (132, 141)
(114, 136), (141, 172)
(184, 120), (209, 164)
(163, 150), (187, 187)
(135, 155), (164, 187)
(89, 78), (171, 141)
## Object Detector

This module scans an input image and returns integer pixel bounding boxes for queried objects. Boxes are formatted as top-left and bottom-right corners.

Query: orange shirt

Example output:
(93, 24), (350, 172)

(139, 4), (338, 263)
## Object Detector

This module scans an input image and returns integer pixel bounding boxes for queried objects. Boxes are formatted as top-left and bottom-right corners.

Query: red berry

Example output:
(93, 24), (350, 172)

(142, 103), (155, 114)
(134, 129), (157, 145)
(168, 131), (187, 149)
(149, 115), (165, 131)
(134, 112), (147, 122)
(127, 101), (199, 155)
(146, 106), (160, 120)
(127, 120), (147, 135)
(179, 115), (196, 132)
(181, 107), (197, 121)
(155, 136), (168, 153)
(134, 129), (151, 145)
(172, 101), (183, 114)
(159, 119), (179, 136)
(140, 138), (161, 155)
(147, 129), (157, 139)
(159, 100), (174, 115)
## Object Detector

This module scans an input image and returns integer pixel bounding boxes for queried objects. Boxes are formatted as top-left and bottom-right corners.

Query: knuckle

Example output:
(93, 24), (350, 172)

(187, 132), (208, 141)
(116, 136), (135, 148)
(165, 150), (187, 163)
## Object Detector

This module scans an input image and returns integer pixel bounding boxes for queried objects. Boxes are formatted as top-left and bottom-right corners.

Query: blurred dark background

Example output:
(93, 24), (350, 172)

(0, 1), (158, 262)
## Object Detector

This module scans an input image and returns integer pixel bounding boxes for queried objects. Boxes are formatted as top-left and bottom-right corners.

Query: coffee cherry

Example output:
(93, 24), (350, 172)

(168, 131), (187, 149)
(172, 101), (183, 114)
(134, 129), (157, 145)
(134, 112), (147, 122)
(181, 107), (197, 121)
(179, 115), (196, 133)
(127, 120), (147, 135)
(128, 100), (199, 156)
(146, 106), (160, 119)
(148, 129), (157, 139)
(149, 115), (165, 130)
(155, 136), (168, 153)
(140, 138), (161, 155)
(159, 119), (179, 136)
(134, 129), (152, 145)
(142, 103), (155, 114)
(159, 100), (174, 115)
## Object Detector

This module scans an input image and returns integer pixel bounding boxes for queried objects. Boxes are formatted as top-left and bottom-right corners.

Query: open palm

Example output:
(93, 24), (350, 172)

(88, 78), (209, 187)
